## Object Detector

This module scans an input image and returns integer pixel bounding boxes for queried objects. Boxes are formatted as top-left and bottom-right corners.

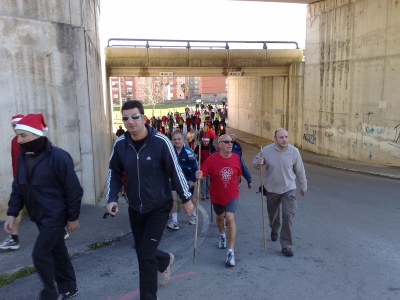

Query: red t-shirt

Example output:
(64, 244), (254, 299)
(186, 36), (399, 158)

(208, 129), (216, 139)
(201, 152), (242, 206)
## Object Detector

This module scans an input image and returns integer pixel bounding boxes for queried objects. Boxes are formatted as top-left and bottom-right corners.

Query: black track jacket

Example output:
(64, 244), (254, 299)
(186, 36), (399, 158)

(107, 124), (192, 213)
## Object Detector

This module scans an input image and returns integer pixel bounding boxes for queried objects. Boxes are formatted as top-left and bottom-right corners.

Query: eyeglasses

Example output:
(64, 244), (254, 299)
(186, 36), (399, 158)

(122, 114), (143, 121)
(219, 140), (233, 144)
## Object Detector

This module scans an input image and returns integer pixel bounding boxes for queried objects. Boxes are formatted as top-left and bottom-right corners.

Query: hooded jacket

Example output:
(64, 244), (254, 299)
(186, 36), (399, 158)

(8, 138), (83, 226)
(107, 124), (191, 213)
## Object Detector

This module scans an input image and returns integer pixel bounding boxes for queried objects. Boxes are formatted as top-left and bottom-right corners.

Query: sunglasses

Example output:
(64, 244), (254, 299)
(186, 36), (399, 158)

(219, 140), (233, 144)
(122, 114), (143, 121)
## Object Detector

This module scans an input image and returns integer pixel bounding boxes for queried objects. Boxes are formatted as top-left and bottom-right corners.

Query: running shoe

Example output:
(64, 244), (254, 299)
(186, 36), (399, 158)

(0, 236), (19, 250)
(218, 234), (227, 249)
(166, 221), (179, 230)
(159, 253), (174, 286)
(225, 251), (235, 266)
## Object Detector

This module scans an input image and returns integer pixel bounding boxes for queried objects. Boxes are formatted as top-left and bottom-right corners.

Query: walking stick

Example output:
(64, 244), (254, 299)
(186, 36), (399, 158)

(210, 199), (213, 223)
(260, 147), (267, 251)
(193, 142), (202, 262)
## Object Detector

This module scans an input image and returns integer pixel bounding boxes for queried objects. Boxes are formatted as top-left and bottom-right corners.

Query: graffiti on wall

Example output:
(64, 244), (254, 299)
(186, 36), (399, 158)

(303, 124), (317, 145)
(389, 123), (400, 149)
(393, 124), (400, 143)
(364, 125), (385, 135)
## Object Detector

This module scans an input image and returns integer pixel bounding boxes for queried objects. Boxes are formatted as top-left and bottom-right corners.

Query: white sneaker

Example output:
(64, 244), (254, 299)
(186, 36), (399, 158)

(225, 251), (235, 266)
(166, 221), (179, 230)
(218, 235), (227, 249)
(159, 253), (174, 286)
(189, 215), (196, 225)
(0, 236), (19, 250)
(64, 229), (70, 240)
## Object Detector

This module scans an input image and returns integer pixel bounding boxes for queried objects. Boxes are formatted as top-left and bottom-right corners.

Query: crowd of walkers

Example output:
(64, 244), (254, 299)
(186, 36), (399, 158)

(143, 101), (228, 149)
(3, 99), (307, 300)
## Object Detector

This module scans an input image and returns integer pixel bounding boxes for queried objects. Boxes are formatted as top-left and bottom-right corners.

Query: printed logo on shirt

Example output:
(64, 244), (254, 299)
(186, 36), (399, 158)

(220, 167), (233, 188)
(146, 156), (151, 160)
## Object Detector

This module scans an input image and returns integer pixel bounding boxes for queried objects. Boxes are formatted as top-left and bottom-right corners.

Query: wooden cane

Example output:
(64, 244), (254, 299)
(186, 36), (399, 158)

(210, 200), (213, 223)
(260, 146), (267, 251)
(193, 142), (202, 262)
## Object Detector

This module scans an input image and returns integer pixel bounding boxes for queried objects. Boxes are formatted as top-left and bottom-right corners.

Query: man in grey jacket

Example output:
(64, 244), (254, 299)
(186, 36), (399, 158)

(253, 128), (307, 257)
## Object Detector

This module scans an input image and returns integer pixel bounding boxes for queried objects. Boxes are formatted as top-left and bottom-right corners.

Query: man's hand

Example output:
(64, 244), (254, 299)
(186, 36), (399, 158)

(247, 182), (252, 189)
(300, 188), (307, 196)
(107, 202), (118, 216)
(195, 170), (203, 180)
(3, 216), (15, 234)
(257, 156), (264, 165)
(67, 220), (80, 232)
(182, 200), (194, 216)
(189, 181), (196, 189)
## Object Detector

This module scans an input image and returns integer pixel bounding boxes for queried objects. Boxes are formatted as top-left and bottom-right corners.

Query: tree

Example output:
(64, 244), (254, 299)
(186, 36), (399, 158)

(142, 77), (164, 116)
(181, 84), (189, 100)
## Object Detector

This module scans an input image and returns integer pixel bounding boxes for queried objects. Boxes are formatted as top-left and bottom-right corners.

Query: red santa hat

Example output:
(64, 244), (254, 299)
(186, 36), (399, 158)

(15, 114), (48, 136)
(202, 133), (210, 141)
(11, 114), (24, 124)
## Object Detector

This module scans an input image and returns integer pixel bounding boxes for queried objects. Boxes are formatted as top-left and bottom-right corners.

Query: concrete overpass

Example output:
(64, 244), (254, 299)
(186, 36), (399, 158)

(105, 39), (303, 77)
(1, 0), (399, 217)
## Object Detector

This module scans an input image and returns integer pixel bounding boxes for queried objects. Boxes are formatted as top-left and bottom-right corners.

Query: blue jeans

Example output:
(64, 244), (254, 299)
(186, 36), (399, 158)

(128, 203), (172, 300)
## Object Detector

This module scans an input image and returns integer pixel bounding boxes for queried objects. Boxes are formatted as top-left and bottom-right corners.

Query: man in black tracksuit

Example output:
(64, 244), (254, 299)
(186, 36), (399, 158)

(106, 100), (194, 300)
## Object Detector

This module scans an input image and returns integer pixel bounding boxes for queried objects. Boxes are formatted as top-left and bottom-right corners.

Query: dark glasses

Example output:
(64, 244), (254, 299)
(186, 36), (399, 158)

(219, 140), (233, 144)
(122, 114), (142, 121)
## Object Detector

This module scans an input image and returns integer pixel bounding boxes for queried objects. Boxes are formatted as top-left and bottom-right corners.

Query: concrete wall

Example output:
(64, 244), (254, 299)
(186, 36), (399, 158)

(228, 74), (291, 140)
(228, 0), (399, 167)
(304, 0), (400, 165)
(227, 63), (304, 148)
(0, 0), (113, 218)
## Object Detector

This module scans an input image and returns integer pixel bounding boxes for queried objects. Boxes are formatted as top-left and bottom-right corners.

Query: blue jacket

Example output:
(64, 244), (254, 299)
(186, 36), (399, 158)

(240, 156), (252, 184)
(232, 141), (242, 157)
(107, 124), (191, 213)
(8, 138), (83, 227)
(174, 145), (198, 183)
(232, 141), (251, 184)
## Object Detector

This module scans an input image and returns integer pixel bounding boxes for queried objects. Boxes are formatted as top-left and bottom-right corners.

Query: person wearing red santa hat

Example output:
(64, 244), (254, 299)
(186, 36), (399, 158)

(3, 113), (83, 300)
(0, 115), (24, 251)
(194, 133), (216, 200)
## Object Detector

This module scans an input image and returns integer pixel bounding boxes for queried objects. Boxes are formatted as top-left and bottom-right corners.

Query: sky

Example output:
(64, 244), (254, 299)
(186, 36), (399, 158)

(99, 0), (307, 49)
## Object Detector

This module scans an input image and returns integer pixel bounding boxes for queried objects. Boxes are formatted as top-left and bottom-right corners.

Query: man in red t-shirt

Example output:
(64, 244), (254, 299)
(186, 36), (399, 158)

(196, 134), (250, 267)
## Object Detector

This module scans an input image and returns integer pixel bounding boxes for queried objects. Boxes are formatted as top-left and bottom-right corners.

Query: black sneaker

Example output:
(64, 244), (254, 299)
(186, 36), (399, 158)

(58, 286), (78, 299)
(271, 231), (278, 242)
(282, 248), (293, 257)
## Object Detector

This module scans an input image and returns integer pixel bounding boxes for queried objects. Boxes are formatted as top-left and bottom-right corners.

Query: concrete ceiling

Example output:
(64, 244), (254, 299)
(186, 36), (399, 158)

(238, 0), (319, 4)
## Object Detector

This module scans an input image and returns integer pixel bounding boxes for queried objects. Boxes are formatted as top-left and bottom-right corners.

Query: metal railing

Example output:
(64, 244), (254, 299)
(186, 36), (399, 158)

(107, 38), (299, 49)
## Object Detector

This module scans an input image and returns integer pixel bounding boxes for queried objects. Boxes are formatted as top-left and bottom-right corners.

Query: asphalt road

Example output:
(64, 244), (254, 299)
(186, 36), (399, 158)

(1, 142), (399, 300)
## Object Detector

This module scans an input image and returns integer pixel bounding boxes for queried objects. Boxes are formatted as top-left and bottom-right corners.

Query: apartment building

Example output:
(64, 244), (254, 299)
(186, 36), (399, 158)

(110, 76), (226, 103)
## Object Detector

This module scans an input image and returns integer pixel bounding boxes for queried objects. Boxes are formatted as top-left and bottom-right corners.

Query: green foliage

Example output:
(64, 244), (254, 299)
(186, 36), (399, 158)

(114, 103), (194, 118)
(0, 235), (129, 287)
(0, 266), (36, 287)
(88, 236), (125, 250)
(21, 207), (28, 217)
